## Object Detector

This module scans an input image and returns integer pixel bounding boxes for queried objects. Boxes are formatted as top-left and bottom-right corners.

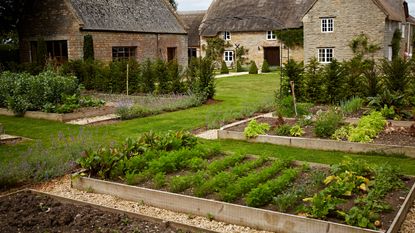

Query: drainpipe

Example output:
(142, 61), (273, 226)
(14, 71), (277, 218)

(157, 33), (160, 59)
(407, 22), (411, 55)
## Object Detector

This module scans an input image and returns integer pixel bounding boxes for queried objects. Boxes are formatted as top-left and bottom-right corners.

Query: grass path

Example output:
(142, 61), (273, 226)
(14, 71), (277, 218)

(1, 72), (415, 188)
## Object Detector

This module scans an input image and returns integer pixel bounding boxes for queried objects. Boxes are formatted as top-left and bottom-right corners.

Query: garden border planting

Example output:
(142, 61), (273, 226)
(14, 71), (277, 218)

(71, 172), (415, 233)
(218, 117), (415, 158)
(0, 189), (219, 233)
(0, 105), (115, 122)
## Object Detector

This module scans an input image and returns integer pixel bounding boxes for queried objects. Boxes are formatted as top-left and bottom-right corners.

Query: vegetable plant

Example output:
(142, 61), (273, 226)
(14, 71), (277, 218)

(243, 120), (270, 138)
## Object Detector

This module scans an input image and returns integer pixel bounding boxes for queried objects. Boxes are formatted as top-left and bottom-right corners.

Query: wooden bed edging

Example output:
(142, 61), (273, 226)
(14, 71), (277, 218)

(0, 189), (219, 233)
(0, 106), (115, 122)
(71, 176), (406, 233)
(217, 130), (415, 158)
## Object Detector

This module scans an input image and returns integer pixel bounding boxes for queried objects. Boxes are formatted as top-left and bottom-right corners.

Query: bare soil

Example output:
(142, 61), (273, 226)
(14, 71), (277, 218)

(227, 117), (415, 147)
(0, 191), (191, 233)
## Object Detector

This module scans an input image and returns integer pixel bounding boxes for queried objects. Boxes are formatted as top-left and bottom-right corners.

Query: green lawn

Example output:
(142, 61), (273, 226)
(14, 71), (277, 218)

(1, 72), (415, 188)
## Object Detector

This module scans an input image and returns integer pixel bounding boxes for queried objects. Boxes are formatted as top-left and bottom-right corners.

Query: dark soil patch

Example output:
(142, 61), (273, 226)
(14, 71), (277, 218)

(0, 191), (190, 233)
(374, 126), (415, 146)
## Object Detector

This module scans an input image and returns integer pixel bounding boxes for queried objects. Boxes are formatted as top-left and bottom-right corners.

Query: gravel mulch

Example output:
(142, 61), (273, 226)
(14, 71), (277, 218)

(33, 176), (271, 233)
(27, 175), (415, 233)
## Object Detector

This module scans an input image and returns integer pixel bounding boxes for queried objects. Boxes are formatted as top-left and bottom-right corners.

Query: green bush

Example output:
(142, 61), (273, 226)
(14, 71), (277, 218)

(83, 35), (94, 60)
(281, 59), (304, 100)
(303, 58), (325, 103)
(197, 57), (215, 100)
(275, 124), (292, 136)
(243, 119), (270, 138)
(0, 71), (80, 115)
(236, 60), (243, 72)
(331, 125), (352, 141)
(314, 109), (343, 138)
(380, 105), (396, 119)
(275, 95), (295, 117)
(168, 60), (184, 94)
(220, 61), (229, 74)
(340, 97), (364, 115)
(153, 59), (169, 94)
(248, 61), (258, 74)
(261, 60), (270, 73)
(324, 60), (345, 104)
(290, 124), (304, 137)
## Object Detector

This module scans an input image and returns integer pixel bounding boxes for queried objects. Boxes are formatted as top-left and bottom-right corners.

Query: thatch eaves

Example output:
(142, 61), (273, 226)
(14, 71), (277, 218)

(69, 0), (187, 34)
(178, 11), (206, 47)
(199, 0), (314, 37)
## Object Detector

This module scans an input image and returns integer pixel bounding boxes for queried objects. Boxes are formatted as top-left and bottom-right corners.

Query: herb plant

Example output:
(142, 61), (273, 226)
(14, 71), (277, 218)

(243, 120), (270, 138)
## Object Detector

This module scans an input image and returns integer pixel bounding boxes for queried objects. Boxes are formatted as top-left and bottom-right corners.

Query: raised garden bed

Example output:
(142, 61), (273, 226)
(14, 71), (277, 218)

(219, 116), (415, 158)
(0, 189), (217, 233)
(0, 105), (116, 122)
(72, 132), (415, 233)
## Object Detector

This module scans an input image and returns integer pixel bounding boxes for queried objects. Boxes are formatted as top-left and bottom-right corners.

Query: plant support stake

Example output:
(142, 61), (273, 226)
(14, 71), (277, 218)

(126, 63), (129, 96)
(290, 81), (298, 117)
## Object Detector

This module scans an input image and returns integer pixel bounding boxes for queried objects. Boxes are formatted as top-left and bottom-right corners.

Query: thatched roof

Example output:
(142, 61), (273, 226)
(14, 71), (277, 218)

(199, 0), (314, 37)
(178, 11), (206, 47)
(69, 0), (187, 34)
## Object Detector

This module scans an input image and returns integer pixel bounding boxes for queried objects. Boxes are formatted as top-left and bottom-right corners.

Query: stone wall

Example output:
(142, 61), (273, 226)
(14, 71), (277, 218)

(200, 31), (304, 68)
(18, 0), (188, 67)
(303, 0), (388, 63)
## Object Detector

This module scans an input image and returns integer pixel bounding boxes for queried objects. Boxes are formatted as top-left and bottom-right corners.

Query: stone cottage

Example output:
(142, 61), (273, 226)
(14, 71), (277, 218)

(18, 0), (188, 66)
(178, 11), (206, 61)
(199, 0), (314, 67)
(303, 0), (415, 63)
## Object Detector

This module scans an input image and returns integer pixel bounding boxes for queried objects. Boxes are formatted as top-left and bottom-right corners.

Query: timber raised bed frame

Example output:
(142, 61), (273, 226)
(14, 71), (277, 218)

(71, 174), (415, 233)
(0, 106), (115, 122)
(0, 189), (218, 233)
(217, 117), (415, 158)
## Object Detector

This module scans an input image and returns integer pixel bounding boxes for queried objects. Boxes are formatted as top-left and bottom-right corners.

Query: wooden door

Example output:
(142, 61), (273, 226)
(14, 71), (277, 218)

(264, 47), (280, 66)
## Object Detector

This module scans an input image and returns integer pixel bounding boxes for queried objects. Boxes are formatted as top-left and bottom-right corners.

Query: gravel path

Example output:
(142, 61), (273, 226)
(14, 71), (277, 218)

(33, 176), (270, 233)
(30, 176), (415, 233)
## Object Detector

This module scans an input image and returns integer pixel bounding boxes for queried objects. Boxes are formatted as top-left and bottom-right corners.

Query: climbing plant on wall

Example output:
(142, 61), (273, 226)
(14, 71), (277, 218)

(275, 29), (304, 48)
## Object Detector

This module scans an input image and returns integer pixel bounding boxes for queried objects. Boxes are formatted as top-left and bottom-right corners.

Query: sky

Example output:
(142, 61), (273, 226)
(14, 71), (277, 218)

(177, 0), (415, 15)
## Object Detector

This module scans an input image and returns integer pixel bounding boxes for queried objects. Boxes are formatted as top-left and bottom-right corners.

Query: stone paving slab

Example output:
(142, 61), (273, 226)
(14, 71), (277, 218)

(66, 114), (120, 125)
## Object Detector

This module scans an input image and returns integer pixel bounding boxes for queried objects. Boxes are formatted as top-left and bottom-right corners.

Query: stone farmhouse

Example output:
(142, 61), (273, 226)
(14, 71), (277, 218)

(178, 11), (206, 61)
(18, 0), (188, 66)
(303, 0), (415, 63)
(199, 0), (314, 68)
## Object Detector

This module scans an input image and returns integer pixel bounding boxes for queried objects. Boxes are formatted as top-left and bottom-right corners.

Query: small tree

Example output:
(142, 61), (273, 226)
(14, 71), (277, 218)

(381, 57), (412, 94)
(324, 59), (345, 104)
(391, 29), (401, 61)
(220, 60), (229, 74)
(141, 59), (155, 93)
(261, 60), (270, 73)
(83, 35), (94, 61)
(281, 59), (304, 100)
(36, 38), (47, 67)
(153, 59), (169, 94)
(168, 60), (184, 94)
(303, 57), (324, 103)
(205, 37), (226, 64)
(197, 57), (215, 100)
(236, 60), (243, 72)
(249, 61), (258, 74)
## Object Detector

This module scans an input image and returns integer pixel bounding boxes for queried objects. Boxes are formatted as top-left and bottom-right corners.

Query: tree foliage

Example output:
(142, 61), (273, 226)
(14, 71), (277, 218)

(169, 0), (178, 11)
(391, 29), (401, 61)
(275, 29), (304, 48)
(83, 35), (94, 61)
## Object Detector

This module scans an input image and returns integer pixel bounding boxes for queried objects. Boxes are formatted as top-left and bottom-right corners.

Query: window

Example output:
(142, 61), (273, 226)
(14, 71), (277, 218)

(167, 47), (177, 61)
(224, 51), (234, 62)
(266, 31), (276, 40)
(112, 47), (136, 60)
(224, 31), (231, 41)
(321, 18), (334, 33)
(388, 46), (392, 61)
(401, 24), (406, 38)
(318, 48), (333, 63)
(188, 48), (197, 60)
(30, 40), (68, 64)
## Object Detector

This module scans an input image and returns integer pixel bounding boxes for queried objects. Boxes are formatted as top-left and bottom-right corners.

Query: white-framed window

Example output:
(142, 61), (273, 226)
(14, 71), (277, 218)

(321, 18), (334, 33)
(224, 31), (231, 41)
(224, 50), (234, 62)
(388, 46), (392, 61)
(266, 31), (276, 40)
(401, 24), (406, 38)
(318, 48), (333, 63)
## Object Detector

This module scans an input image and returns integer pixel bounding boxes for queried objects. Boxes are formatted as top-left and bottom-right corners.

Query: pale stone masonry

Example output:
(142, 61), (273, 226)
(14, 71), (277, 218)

(19, 0), (188, 67)
(200, 32), (303, 68)
(303, 0), (413, 63)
